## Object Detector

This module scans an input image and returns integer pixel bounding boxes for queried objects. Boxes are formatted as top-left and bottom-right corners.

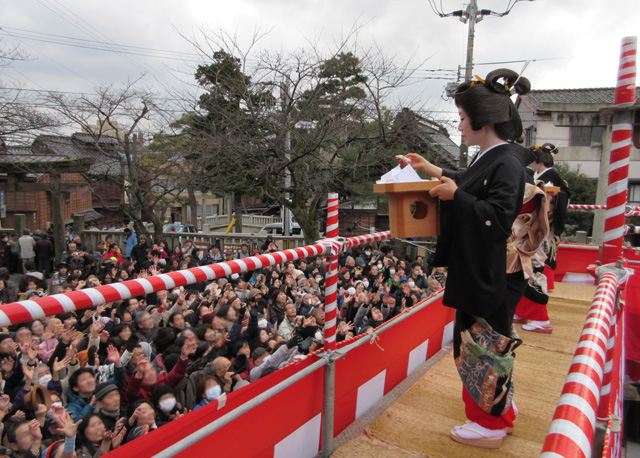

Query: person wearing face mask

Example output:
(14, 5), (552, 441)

(8, 358), (69, 421)
(428, 266), (448, 287)
(355, 245), (374, 267)
(152, 385), (182, 426)
(410, 264), (429, 291)
(393, 278), (414, 310)
(192, 376), (223, 411)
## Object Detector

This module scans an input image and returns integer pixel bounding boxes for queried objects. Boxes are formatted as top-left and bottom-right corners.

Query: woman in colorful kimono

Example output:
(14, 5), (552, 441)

(529, 143), (570, 293)
(399, 68), (531, 449)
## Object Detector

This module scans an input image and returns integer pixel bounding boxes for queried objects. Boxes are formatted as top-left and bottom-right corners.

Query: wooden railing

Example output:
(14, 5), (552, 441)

(199, 214), (282, 228)
(81, 230), (305, 254)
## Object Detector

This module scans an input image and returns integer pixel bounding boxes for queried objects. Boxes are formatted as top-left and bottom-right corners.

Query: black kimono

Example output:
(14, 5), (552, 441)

(434, 143), (527, 320)
(433, 142), (528, 420)
(536, 167), (570, 237)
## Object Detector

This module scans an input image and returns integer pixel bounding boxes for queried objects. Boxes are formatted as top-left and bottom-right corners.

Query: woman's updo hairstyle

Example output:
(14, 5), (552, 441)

(530, 143), (558, 168)
(454, 68), (531, 142)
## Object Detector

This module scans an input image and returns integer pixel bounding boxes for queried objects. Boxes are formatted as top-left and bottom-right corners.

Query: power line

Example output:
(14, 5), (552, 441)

(0, 26), (201, 58)
(0, 30), (202, 63)
(34, 0), (183, 94)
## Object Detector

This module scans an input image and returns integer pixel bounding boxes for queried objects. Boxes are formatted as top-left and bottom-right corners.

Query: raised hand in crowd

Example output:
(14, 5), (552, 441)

(181, 339), (198, 360)
(35, 401), (47, 426)
(52, 355), (72, 380)
(52, 405), (82, 438)
(10, 409), (26, 422)
(0, 394), (10, 423)
(217, 329), (229, 348)
(1, 356), (15, 376)
(21, 363), (37, 386)
(106, 345), (123, 367)
(28, 418), (43, 455)
(42, 325), (55, 341)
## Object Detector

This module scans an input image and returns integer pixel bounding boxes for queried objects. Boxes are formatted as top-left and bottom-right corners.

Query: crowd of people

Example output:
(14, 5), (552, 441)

(0, 229), (445, 457)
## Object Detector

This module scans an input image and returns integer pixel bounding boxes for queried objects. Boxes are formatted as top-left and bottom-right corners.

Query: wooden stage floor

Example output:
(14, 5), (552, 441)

(332, 282), (596, 458)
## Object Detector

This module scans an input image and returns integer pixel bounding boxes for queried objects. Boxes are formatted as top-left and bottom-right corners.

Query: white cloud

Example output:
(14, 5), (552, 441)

(1, 0), (638, 137)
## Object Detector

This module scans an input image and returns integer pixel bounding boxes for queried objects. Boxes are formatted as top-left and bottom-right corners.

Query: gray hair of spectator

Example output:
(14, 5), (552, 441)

(136, 311), (151, 325)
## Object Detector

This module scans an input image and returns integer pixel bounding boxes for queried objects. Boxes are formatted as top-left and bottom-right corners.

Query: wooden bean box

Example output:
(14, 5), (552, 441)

(374, 181), (441, 238)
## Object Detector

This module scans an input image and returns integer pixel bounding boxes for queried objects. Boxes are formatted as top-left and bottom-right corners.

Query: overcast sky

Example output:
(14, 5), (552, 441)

(1, 0), (638, 141)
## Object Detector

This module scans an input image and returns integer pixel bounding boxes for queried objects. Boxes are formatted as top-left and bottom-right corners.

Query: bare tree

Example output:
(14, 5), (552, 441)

(0, 39), (61, 143)
(44, 79), (197, 241)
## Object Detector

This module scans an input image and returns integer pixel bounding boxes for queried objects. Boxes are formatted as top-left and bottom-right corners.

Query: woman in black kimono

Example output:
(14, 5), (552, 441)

(399, 68), (531, 449)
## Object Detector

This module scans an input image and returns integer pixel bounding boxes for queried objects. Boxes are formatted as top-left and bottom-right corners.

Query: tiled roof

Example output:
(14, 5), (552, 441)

(521, 87), (640, 112)
(34, 134), (122, 176)
(0, 152), (70, 163)
(35, 135), (89, 161)
(72, 132), (119, 145)
(392, 109), (459, 169)
(5, 146), (38, 155)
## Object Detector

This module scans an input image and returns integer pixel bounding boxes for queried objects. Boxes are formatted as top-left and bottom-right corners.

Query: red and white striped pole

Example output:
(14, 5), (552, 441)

(323, 193), (340, 350)
(541, 269), (621, 458)
(0, 244), (328, 327)
(321, 193), (341, 458)
(602, 308), (625, 458)
(569, 205), (608, 211)
(602, 36), (637, 264)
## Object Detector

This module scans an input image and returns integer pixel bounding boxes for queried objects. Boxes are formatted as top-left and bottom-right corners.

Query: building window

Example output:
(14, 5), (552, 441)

(570, 126), (603, 146)
(629, 182), (640, 205)
(206, 204), (218, 216)
(524, 126), (535, 147)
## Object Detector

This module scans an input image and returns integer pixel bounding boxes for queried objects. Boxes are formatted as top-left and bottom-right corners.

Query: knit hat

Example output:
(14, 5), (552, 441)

(151, 384), (175, 406)
(0, 334), (12, 345)
(0, 267), (8, 277)
(252, 347), (266, 360)
(95, 382), (118, 401)
(249, 288), (262, 299)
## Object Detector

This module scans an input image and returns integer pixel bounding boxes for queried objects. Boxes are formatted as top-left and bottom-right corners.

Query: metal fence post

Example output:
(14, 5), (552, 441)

(321, 193), (340, 457)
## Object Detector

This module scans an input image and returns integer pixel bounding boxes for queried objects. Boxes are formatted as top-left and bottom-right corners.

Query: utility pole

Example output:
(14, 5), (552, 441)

(459, 0), (479, 168)
(280, 80), (292, 241)
(433, 0), (535, 168)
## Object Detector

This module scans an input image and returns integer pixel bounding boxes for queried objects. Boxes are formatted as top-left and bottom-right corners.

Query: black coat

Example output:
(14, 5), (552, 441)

(434, 143), (526, 318)
(130, 242), (150, 268)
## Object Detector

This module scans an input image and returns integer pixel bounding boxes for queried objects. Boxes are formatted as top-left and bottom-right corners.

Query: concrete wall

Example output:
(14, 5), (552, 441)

(517, 101), (640, 243)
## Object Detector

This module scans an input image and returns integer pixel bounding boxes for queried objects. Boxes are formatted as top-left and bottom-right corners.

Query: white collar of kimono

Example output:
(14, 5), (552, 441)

(534, 167), (553, 180)
(470, 142), (508, 167)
